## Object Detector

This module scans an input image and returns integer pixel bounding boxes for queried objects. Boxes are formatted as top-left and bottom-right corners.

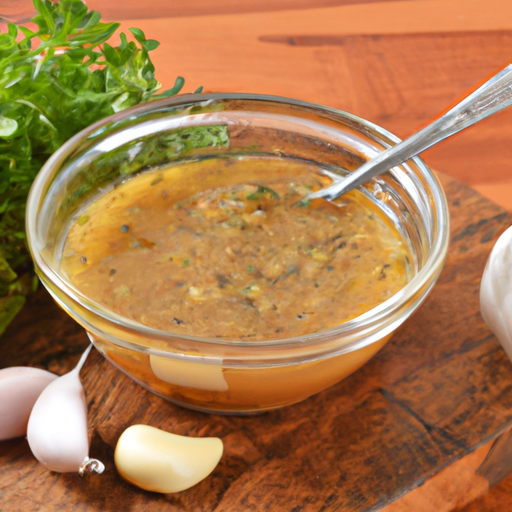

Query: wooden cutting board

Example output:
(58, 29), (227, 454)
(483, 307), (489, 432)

(1, 172), (512, 511)
(3, 0), (512, 509)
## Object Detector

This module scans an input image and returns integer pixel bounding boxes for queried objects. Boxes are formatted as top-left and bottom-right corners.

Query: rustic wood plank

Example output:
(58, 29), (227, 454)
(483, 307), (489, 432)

(3, 0), (512, 508)
(458, 472), (512, 511)
(381, 440), (492, 512)
(0, 0), (376, 24)
(87, 0), (405, 20)
(6, 0), (512, 203)
(1, 174), (512, 511)
(474, 182), (512, 213)
(456, 430), (512, 511)
(114, 11), (512, 192)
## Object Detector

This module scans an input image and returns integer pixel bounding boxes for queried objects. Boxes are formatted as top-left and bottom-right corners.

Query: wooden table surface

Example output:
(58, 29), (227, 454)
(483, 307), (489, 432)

(2, 1), (512, 510)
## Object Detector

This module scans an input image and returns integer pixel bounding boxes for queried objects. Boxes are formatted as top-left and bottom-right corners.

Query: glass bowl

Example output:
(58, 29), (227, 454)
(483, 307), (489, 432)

(26, 93), (450, 414)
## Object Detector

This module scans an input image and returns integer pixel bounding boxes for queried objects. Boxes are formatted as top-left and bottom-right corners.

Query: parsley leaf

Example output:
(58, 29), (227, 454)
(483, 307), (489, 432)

(0, 0), (193, 335)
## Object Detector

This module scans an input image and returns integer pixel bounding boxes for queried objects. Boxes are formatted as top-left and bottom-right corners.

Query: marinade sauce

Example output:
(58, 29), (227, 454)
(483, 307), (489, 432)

(59, 156), (411, 340)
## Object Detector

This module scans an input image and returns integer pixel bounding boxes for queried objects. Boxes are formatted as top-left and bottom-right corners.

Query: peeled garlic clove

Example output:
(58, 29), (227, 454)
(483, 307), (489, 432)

(26, 344), (103, 474)
(115, 424), (223, 493)
(0, 367), (57, 441)
(150, 354), (228, 391)
(480, 225), (512, 360)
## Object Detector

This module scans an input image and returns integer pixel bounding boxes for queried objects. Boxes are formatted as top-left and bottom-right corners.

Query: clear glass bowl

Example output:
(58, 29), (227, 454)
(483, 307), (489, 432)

(26, 93), (450, 414)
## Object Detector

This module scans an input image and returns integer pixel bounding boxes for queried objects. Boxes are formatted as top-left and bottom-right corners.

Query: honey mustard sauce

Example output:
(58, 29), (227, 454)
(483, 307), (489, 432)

(60, 156), (411, 340)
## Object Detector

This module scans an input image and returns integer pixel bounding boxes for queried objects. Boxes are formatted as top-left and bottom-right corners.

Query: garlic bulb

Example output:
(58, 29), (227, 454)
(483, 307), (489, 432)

(0, 367), (57, 441)
(26, 344), (104, 475)
(115, 424), (223, 493)
(480, 225), (512, 360)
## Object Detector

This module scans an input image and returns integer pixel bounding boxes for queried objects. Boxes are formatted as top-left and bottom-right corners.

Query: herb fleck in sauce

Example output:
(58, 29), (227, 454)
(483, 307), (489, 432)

(60, 157), (411, 340)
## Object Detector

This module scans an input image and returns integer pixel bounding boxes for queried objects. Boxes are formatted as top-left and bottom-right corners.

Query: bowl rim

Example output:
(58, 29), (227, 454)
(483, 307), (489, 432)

(26, 92), (450, 350)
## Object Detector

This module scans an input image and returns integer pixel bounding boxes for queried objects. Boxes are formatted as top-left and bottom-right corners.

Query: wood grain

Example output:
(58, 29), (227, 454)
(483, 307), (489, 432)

(3, 0), (512, 509)
(458, 473), (512, 512)
(88, 0), (405, 20)
(1, 174), (512, 511)
(3, 0), (512, 208)
(0, 0), (413, 23)
(104, 3), (512, 210)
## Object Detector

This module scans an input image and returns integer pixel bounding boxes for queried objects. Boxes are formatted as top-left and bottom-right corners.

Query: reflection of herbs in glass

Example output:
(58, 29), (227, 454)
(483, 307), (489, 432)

(0, 0), (204, 335)
(65, 125), (230, 213)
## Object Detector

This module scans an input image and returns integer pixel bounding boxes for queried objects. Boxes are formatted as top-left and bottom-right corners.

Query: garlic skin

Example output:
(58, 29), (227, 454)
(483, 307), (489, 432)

(27, 367), (89, 472)
(115, 424), (223, 493)
(0, 367), (57, 441)
(26, 344), (103, 474)
(480, 225), (512, 360)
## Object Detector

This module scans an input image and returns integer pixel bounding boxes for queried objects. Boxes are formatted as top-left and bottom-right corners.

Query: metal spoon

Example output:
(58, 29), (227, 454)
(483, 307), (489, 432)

(308, 63), (512, 201)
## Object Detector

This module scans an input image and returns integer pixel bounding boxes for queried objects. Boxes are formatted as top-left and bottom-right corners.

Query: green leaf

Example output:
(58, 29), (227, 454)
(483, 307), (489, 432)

(102, 42), (120, 66)
(83, 10), (102, 29)
(143, 39), (160, 52)
(0, 0), (201, 336)
(18, 25), (37, 39)
(33, 0), (55, 34)
(154, 76), (185, 98)
(63, 125), (229, 211)
(129, 27), (146, 44)
(7, 23), (18, 39)
(0, 256), (17, 282)
(0, 295), (25, 336)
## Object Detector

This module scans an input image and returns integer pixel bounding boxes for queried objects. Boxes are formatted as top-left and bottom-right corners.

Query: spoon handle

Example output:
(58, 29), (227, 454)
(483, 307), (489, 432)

(310, 63), (512, 201)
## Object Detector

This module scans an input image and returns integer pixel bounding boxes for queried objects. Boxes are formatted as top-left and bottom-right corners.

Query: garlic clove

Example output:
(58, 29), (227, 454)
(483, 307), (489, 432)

(27, 368), (89, 472)
(150, 354), (229, 391)
(0, 367), (57, 441)
(480, 225), (512, 360)
(114, 424), (223, 493)
(26, 344), (103, 474)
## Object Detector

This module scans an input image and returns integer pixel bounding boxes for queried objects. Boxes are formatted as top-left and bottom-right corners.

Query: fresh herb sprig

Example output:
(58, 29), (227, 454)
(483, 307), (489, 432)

(0, 0), (192, 335)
